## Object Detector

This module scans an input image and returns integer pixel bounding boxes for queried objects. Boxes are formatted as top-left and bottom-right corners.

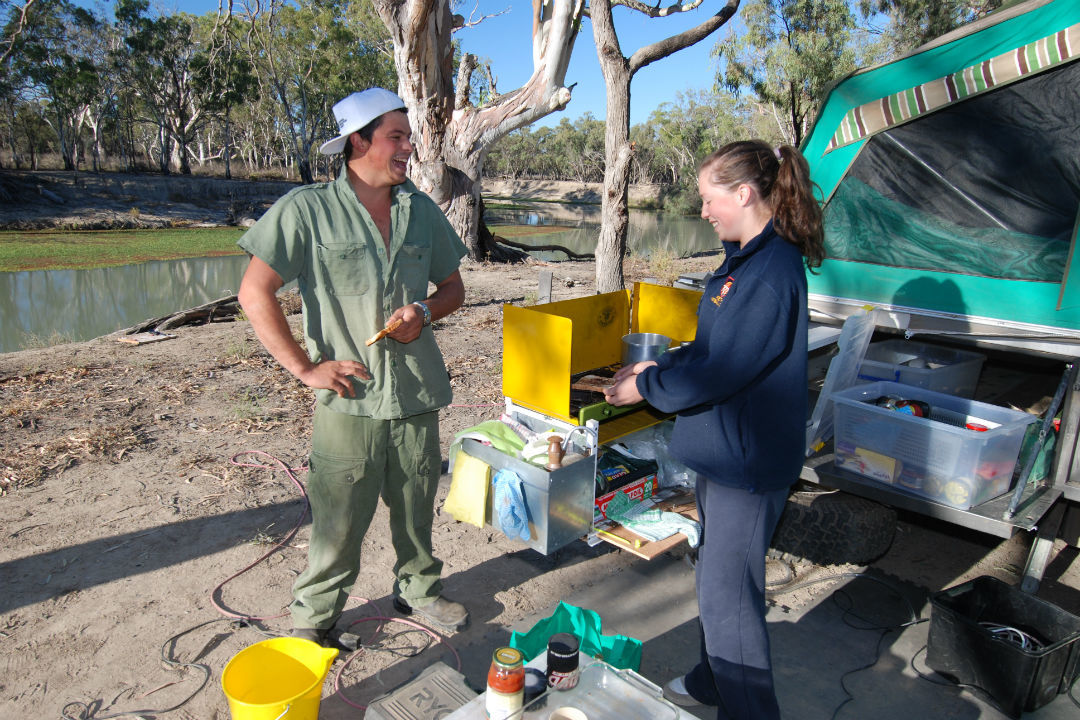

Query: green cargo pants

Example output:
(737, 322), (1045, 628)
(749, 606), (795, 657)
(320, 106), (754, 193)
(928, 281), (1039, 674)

(290, 404), (443, 630)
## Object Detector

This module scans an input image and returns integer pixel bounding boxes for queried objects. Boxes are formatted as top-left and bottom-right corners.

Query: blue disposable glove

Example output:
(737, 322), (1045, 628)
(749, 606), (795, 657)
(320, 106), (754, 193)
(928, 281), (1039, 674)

(492, 469), (531, 541)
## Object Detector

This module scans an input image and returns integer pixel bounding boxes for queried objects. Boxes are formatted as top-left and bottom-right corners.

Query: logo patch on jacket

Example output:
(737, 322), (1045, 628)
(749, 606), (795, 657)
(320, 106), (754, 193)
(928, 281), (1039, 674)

(711, 277), (735, 306)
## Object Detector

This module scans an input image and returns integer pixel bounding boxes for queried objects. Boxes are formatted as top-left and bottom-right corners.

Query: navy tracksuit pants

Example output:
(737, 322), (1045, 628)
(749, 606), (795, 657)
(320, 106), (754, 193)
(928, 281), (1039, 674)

(684, 476), (789, 720)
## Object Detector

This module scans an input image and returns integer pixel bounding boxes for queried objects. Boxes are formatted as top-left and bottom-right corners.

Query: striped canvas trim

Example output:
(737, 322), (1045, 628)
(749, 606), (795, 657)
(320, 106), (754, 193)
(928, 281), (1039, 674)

(826, 22), (1080, 153)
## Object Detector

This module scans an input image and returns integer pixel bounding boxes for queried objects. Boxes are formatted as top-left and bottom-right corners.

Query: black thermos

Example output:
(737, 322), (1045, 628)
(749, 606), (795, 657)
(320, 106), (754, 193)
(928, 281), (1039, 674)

(545, 633), (580, 690)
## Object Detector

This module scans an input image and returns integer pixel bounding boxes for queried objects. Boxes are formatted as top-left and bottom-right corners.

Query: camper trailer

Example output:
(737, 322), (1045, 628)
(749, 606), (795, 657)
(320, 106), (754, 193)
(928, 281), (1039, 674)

(799, 0), (1079, 590)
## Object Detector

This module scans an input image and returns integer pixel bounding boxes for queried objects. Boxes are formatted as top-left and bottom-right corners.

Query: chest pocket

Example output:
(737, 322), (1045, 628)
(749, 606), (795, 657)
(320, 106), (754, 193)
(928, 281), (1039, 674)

(317, 243), (368, 296)
(397, 243), (430, 295)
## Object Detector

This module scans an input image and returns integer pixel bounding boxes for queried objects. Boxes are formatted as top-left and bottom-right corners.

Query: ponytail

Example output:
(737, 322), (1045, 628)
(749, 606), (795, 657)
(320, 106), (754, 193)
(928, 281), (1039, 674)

(699, 141), (826, 269)
(772, 145), (825, 269)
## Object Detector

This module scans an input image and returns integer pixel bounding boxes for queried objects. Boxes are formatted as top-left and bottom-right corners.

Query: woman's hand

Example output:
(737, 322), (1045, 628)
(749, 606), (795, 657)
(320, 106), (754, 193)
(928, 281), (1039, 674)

(604, 360), (656, 406)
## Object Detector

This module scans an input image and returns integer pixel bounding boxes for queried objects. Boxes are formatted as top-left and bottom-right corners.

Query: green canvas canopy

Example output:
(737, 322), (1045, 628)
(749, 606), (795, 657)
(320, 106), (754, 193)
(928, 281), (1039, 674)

(802, 0), (1080, 354)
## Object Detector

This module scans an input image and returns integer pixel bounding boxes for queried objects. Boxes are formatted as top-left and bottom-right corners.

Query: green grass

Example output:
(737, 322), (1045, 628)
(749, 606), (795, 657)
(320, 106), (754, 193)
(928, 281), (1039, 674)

(0, 227), (247, 272)
(0, 224), (566, 273)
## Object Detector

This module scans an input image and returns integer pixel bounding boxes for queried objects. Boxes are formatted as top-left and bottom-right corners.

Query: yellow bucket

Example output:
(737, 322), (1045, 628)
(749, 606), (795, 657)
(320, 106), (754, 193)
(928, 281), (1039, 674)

(221, 637), (339, 720)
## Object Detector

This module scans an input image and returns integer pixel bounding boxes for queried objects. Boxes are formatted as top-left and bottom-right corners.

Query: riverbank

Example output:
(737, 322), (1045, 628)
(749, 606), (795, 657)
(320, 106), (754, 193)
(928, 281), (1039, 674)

(0, 169), (663, 231)
(483, 178), (666, 207)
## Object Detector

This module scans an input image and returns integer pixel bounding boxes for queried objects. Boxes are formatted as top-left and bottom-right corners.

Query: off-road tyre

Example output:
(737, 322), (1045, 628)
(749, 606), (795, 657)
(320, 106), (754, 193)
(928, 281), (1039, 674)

(769, 486), (897, 566)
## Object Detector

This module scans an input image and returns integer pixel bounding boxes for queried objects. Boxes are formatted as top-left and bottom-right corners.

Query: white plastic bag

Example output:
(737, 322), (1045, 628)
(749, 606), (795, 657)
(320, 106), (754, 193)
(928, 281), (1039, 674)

(806, 308), (877, 455)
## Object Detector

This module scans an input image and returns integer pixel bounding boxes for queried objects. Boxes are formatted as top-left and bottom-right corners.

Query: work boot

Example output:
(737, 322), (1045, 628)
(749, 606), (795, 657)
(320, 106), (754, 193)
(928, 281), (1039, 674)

(290, 627), (329, 646)
(291, 627), (360, 655)
(393, 595), (469, 633)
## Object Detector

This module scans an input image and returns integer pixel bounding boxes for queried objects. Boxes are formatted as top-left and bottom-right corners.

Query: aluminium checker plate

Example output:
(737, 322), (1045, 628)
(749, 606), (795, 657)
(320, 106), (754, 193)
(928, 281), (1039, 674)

(364, 661), (478, 720)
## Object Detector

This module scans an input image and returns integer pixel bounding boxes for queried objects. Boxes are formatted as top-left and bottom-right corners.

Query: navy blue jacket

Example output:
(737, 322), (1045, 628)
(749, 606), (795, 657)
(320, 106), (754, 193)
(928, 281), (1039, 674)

(636, 220), (808, 493)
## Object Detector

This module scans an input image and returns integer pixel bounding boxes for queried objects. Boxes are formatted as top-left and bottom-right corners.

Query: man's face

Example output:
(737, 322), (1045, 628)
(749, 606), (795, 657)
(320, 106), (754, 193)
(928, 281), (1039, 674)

(356, 111), (413, 186)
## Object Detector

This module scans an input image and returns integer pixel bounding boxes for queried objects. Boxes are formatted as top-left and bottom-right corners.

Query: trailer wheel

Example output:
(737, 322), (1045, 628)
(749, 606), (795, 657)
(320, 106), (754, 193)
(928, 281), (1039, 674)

(769, 485), (897, 566)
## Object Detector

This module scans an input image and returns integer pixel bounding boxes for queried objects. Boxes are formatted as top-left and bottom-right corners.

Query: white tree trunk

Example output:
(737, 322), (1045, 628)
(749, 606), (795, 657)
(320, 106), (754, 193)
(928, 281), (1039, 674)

(374, 0), (585, 260)
(591, 0), (739, 292)
(591, 0), (632, 294)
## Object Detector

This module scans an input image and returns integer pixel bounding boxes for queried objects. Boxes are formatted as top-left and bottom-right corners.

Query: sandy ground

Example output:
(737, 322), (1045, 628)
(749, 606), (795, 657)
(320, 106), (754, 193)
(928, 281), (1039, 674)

(2, 172), (1078, 719)
(4, 257), (1078, 720)
(0, 253), (709, 720)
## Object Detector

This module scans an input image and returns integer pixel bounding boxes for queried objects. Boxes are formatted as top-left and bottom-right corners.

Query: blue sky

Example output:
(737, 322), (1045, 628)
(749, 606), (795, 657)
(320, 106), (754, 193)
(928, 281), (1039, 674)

(141, 1), (727, 127)
(454, 3), (725, 127)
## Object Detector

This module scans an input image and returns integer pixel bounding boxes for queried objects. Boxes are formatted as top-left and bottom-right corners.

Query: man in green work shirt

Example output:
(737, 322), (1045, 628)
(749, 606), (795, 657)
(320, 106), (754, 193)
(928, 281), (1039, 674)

(236, 87), (469, 642)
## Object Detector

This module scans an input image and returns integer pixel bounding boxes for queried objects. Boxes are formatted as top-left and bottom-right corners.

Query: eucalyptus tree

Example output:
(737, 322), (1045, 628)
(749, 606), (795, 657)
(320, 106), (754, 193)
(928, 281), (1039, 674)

(241, 0), (393, 185)
(13, 97), (50, 167)
(858, 0), (1004, 60)
(0, 1), (26, 165)
(642, 88), (761, 212)
(650, 91), (741, 186)
(485, 126), (545, 180)
(115, 0), (214, 175)
(76, 16), (126, 172)
(374, 0), (586, 261)
(589, 0), (738, 293)
(6, 0), (100, 170)
(628, 123), (662, 185)
(193, 11), (256, 179)
(533, 125), (568, 180)
(550, 113), (606, 183)
(715, 0), (856, 148)
(1, 0), (36, 67)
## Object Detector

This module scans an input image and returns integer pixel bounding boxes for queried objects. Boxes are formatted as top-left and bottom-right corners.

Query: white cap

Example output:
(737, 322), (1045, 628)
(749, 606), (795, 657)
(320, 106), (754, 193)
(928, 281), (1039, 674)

(318, 88), (406, 156)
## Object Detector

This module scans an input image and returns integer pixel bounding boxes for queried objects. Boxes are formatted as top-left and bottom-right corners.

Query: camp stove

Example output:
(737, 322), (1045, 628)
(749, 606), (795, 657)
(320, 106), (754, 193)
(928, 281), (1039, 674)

(502, 282), (701, 444)
(568, 364), (635, 423)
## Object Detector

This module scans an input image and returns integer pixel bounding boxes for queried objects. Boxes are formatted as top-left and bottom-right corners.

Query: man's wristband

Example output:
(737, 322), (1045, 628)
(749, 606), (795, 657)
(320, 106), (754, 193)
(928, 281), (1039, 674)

(412, 301), (432, 327)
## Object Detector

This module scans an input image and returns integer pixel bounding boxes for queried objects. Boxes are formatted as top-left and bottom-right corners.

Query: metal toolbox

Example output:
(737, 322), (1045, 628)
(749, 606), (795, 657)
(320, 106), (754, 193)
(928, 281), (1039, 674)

(502, 282), (701, 444)
(460, 403), (599, 555)
(462, 425), (596, 555)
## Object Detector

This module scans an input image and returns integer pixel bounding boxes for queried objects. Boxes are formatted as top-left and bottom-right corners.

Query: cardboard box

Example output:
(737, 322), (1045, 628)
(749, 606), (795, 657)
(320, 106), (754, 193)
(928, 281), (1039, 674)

(594, 473), (658, 522)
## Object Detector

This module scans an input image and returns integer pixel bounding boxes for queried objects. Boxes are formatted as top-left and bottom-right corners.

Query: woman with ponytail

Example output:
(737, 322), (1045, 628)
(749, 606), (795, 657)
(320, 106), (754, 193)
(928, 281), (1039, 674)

(606, 140), (824, 719)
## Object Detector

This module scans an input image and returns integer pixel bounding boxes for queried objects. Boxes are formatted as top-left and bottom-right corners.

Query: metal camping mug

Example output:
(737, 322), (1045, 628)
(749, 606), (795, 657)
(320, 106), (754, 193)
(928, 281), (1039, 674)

(621, 332), (671, 366)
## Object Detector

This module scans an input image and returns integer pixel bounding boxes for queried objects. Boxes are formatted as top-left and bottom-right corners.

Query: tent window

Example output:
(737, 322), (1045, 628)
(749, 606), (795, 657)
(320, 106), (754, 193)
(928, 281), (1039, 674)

(823, 61), (1079, 283)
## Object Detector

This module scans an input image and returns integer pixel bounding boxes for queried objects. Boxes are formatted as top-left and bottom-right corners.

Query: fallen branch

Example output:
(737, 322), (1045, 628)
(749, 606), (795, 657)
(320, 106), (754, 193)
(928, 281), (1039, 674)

(120, 295), (242, 335)
(495, 234), (593, 260)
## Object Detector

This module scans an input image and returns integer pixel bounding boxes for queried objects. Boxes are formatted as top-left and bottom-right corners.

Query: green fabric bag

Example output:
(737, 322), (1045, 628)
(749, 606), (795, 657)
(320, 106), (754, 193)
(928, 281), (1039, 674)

(508, 601), (642, 672)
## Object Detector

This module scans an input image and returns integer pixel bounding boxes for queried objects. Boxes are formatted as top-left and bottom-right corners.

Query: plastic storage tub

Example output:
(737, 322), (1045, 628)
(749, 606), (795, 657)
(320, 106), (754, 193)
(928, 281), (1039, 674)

(856, 339), (986, 397)
(831, 381), (1036, 509)
(926, 576), (1080, 718)
(521, 661), (681, 719)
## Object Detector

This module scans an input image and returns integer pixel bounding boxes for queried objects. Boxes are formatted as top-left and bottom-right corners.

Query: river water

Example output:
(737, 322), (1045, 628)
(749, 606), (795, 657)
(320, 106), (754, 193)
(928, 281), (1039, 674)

(0, 256), (249, 353)
(1, 204), (718, 353)
(484, 202), (719, 259)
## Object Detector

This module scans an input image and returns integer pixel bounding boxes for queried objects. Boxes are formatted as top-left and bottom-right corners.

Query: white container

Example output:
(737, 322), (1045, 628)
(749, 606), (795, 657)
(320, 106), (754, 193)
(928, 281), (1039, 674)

(855, 339), (986, 398)
(831, 381), (1036, 510)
